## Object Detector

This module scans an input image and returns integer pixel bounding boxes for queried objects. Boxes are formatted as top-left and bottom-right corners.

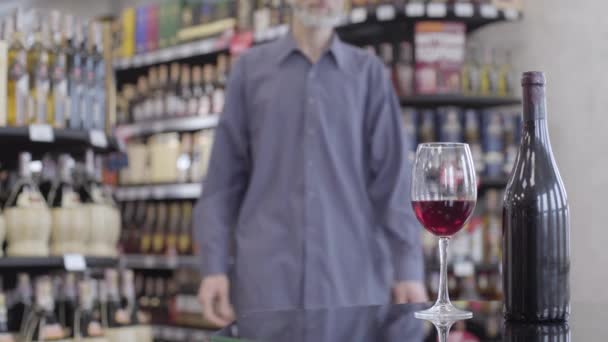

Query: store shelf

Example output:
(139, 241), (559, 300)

(114, 3), (521, 71)
(0, 125), (120, 161)
(115, 183), (202, 201)
(0, 256), (118, 271)
(115, 115), (219, 140)
(121, 254), (199, 270)
(400, 95), (521, 108)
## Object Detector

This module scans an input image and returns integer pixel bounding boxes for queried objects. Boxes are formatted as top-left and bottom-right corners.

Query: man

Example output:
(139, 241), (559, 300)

(195, 0), (427, 326)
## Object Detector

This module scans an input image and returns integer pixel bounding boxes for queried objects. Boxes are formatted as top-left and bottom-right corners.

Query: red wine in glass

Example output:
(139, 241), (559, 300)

(412, 200), (475, 237)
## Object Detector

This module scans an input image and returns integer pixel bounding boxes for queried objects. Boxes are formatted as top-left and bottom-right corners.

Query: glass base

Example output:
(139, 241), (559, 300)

(414, 303), (473, 320)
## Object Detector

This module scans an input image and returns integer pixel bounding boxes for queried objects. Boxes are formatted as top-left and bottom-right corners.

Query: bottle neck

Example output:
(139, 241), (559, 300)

(522, 84), (547, 121)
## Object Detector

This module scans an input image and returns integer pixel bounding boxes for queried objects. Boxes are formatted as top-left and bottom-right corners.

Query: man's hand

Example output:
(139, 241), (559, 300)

(197, 274), (236, 327)
(392, 281), (429, 304)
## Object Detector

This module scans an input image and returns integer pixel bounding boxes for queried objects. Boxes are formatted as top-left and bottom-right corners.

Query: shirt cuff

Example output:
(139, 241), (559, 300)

(200, 252), (229, 278)
(392, 246), (425, 282)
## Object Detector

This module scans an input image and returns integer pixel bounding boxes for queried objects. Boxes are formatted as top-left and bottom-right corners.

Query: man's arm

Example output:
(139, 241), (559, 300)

(365, 59), (425, 288)
(193, 57), (250, 278)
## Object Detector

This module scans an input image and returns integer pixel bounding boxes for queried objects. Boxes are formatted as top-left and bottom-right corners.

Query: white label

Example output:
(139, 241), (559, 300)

(29, 124), (54, 142)
(480, 4), (499, 18)
(350, 7), (367, 24)
(89, 130), (108, 148)
(454, 261), (475, 277)
(454, 3), (474, 17)
(504, 8), (519, 21)
(64, 254), (87, 272)
(405, 2), (425, 17)
(427, 3), (447, 17)
(376, 5), (396, 21)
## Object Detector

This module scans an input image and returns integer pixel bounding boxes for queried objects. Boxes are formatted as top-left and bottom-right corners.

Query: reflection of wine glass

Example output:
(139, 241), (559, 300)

(422, 316), (469, 342)
(411, 143), (477, 320)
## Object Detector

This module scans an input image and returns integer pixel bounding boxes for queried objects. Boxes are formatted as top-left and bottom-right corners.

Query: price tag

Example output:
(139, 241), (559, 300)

(350, 7), (368, 24)
(143, 255), (155, 268)
(64, 254), (87, 272)
(29, 124), (54, 142)
(454, 3), (474, 17)
(480, 4), (499, 18)
(89, 130), (108, 148)
(405, 2), (425, 17)
(376, 5), (396, 21)
(503, 8), (519, 21)
(454, 261), (475, 277)
(427, 3), (447, 18)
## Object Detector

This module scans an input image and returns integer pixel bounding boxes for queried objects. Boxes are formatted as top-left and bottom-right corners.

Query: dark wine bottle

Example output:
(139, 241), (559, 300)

(504, 321), (570, 342)
(503, 71), (570, 322)
(73, 279), (105, 339)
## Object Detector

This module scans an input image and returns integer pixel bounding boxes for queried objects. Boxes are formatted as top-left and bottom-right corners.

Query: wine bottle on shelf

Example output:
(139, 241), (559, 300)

(91, 22), (106, 131)
(166, 63), (181, 118)
(178, 65), (192, 117)
(139, 203), (156, 255)
(201, 65), (215, 116)
(22, 276), (66, 341)
(151, 202), (167, 255)
(177, 202), (193, 256)
(156, 65), (168, 119)
(55, 273), (77, 337)
(47, 154), (88, 255)
(81, 21), (97, 130)
(395, 42), (414, 97)
(6, 11), (30, 127)
(26, 10), (52, 125)
(438, 107), (463, 142)
(73, 279), (105, 339)
(8, 273), (33, 333)
(503, 72), (570, 322)
(122, 270), (152, 342)
(483, 190), (501, 265)
(464, 109), (485, 175)
(104, 270), (126, 328)
(146, 67), (158, 120)
(177, 134), (192, 183)
(68, 16), (85, 130)
(123, 201), (142, 255)
(4, 152), (51, 256)
(165, 202), (180, 255)
(190, 66), (205, 117)
(49, 11), (70, 128)
(213, 54), (228, 114)
(481, 110), (505, 178)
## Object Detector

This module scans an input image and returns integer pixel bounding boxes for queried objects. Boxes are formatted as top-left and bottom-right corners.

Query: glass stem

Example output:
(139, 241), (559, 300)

(436, 237), (451, 306)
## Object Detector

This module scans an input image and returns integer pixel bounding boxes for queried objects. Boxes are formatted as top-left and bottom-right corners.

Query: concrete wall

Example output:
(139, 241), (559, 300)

(474, 0), (608, 305)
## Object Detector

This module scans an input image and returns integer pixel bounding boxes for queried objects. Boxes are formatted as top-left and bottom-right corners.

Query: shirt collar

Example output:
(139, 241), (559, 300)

(274, 32), (349, 71)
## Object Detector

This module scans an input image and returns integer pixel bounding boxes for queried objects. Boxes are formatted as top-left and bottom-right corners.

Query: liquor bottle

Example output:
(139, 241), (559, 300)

(164, 202), (179, 255)
(401, 108), (417, 162)
(146, 67), (158, 120)
(4, 152), (51, 256)
(418, 109), (436, 143)
(156, 64), (168, 119)
(55, 273), (77, 337)
(25, 11), (52, 125)
(166, 63), (180, 118)
(483, 190), (501, 265)
(178, 65), (192, 117)
(104, 270), (127, 328)
(479, 47), (497, 96)
(378, 43), (395, 88)
(120, 270), (138, 326)
(504, 321), (570, 342)
(461, 41), (480, 95)
(133, 76), (148, 122)
(437, 107), (463, 142)
(503, 72), (570, 322)
(497, 50), (514, 97)
(139, 203), (156, 254)
(69, 18), (86, 130)
(82, 21), (98, 130)
(119, 201), (134, 253)
(481, 110), (504, 178)
(503, 111), (519, 176)
(0, 287), (14, 342)
(177, 202), (193, 255)
(74, 279), (105, 339)
(463, 109), (485, 175)
(47, 154), (88, 255)
(7, 12), (30, 127)
(24, 276), (66, 341)
(92, 22), (106, 131)
(151, 202), (167, 255)
(213, 54), (228, 114)
(201, 65), (215, 116)
(177, 133), (192, 183)
(49, 12), (71, 128)
(190, 66), (204, 117)
(126, 201), (145, 255)
(8, 273), (33, 333)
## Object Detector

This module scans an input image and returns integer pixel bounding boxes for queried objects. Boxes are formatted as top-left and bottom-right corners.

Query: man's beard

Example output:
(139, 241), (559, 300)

(288, 1), (346, 28)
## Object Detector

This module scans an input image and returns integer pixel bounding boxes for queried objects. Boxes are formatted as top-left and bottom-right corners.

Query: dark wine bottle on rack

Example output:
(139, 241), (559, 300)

(139, 203), (156, 254)
(503, 72), (570, 322)
(74, 279), (105, 339)
(177, 202), (193, 255)
(56, 273), (77, 337)
(152, 202), (167, 255)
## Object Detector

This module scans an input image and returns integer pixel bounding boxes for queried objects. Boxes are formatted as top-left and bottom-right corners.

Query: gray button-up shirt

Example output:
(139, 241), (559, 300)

(194, 33), (423, 313)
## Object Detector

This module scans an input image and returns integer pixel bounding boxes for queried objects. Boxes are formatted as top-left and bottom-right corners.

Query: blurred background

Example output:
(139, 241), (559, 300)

(0, 0), (602, 341)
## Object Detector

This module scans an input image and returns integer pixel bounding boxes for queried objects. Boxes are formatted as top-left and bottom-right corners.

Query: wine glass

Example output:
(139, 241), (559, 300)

(411, 143), (477, 320)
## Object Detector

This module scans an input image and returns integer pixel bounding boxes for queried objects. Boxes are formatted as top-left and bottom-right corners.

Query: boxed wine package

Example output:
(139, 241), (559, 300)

(414, 21), (465, 94)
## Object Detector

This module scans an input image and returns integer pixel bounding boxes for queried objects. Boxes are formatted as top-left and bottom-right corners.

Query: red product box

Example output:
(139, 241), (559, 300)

(146, 4), (159, 51)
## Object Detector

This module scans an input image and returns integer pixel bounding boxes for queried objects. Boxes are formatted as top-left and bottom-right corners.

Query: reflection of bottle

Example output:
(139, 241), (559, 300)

(5, 152), (51, 256)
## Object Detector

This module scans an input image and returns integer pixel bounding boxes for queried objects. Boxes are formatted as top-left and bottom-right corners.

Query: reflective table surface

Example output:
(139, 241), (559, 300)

(213, 301), (604, 341)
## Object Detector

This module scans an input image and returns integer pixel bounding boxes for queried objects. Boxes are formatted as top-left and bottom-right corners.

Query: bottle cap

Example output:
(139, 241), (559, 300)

(521, 71), (546, 86)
